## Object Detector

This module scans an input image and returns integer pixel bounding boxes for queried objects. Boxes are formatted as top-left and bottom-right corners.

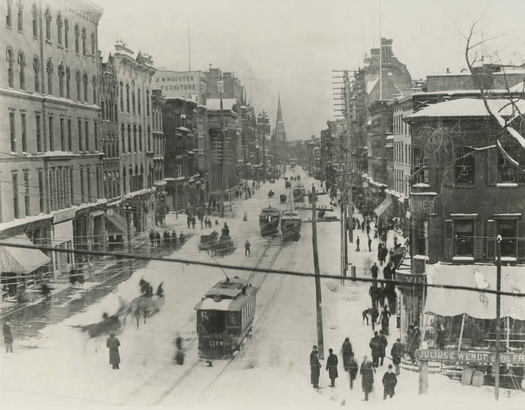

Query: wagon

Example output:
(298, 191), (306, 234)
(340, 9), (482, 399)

(280, 194), (287, 203)
(199, 232), (219, 251)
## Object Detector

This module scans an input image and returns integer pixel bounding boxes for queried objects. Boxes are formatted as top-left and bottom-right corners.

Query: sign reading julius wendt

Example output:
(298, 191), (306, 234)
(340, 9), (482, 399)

(415, 349), (525, 365)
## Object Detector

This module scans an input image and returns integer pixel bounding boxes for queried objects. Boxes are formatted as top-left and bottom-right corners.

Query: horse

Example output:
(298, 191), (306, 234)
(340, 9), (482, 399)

(123, 295), (165, 329)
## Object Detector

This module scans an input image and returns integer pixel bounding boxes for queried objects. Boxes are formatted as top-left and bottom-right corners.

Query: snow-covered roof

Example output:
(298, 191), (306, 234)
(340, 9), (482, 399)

(366, 77), (379, 94)
(206, 98), (238, 111)
(407, 98), (525, 119)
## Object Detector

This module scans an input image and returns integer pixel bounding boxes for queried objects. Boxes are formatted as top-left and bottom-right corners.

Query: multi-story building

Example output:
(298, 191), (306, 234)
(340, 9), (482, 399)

(0, 0), (104, 291)
(113, 41), (156, 232)
(205, 68), (243, 101)
(151, 89), (167, 225)
(153, 69), (207, 105)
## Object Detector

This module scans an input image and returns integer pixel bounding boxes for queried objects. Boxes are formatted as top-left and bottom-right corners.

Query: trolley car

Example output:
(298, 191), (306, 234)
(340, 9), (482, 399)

(292, 184), (305, 203)
(259, 207), (280, 236)
(281, 211), (301, 241)
(194, 276), (256, 359)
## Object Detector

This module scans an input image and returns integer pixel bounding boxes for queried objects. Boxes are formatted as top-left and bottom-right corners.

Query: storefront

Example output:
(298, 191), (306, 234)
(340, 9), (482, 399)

(397, 270), (426, 344)
(51, 209), (76, 276)
(105, 208), (128, 250)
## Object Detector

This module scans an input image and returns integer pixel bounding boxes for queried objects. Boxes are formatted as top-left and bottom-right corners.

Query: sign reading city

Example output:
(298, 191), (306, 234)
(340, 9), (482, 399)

(415, 349), (525, 365)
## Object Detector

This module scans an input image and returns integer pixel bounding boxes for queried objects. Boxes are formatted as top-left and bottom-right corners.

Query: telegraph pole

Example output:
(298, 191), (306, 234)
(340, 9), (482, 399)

(495, 234), (502, 400)
(262, 111), (267, 182)
(219, 77), (225, 218)
(311, 185), (324, 359)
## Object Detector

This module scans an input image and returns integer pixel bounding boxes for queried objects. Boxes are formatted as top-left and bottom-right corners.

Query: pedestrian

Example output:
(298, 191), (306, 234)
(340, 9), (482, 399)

(174, 336), (185, 365)
(341, 337), (353, 371)
(371, 262), (379, 284)
(156, 282), (164, 297)
(187, 214), (191, 229)
(382, 364), (397, 399)
(369, 331), (381, 368)
(383, 262), (392, 281)
(348, 354), (359, 389)
(377, 283), (386, 308)
(191, 216), (196, 229)
(172, 230), (178, 247)
(163, 231), (170, 248)
(179, 232), (185, 244)
(380, 306), (390, 335)
(149, 230), (155, 249)
(391, 338), (404, 376)
(106, 333), (121, 369)
(407, 325), (421, 362)
(368, 237), (372, 252)
(3, 320), (13, 353)
(326, 348), (338, 387)
(310, 345), (321, 389)
(155, 231), (161, 248)
(369, 285), (378, 310)
(245, 239), (251, 256)
(222, 222), (230, 237)
(366, 224), (371, 237)
(360, 356), (375, 401)
(371, 306), (379, 331)
(356, 236), (360, 252)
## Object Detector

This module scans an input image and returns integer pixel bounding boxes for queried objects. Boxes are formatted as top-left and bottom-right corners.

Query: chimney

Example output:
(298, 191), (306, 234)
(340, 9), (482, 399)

(381, 38), (393, 64)
(446, 67), (450, 74)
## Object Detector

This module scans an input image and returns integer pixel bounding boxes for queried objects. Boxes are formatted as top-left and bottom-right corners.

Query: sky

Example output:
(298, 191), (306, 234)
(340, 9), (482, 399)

(95, 0), (525, 140)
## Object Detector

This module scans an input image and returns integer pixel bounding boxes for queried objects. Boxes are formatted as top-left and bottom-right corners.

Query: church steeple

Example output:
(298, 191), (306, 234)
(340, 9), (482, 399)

(274, 92), (286, 142)
(276, 93), (283, 122)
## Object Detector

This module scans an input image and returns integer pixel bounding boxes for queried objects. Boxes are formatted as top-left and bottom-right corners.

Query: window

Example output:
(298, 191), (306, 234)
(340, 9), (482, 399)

(60, 118), (64, 151)
(78, 119), (83, 151)
(133, 125), (137, 152)
(84, 120), (89, 151)
(17, 1), (22, 31)
(36, 114), (42, 152)
(58, 62), (64, 96)
(126, 84), (130, 112)
(38, 169), (44, 212)
(23, 171), (29, 215)
(75, 70), (81, 100)
(454, 220), (474, 256)
(80, 166), (85, 202)
(33, 55), (39, 92)
(94, 120), (98, 151)
(87, 165), (92, 202)
(12, 172), (19, 218)
(412, 147), (428, 184)
(74, 24), (79, 53)
(18, 51), (25, 89)
(127, 125), (131, 152)
(67, 118), (72, 151)
(90, 32), (95, 57)
(81, 28), (86, 56)
(139, 125), (142, 151)
(7, 47), (14, 87)
(146, 89), (150, 115)
(56, 13), (62, 45)
(147, 126), (151, 151)
(137, 89), (141, 114)
(46, 58), (53, 94)
(64, 19), (68, 48)
(32, 4), (37, 37)
(48, 115), (54, 151)
(83, 73), (88, 102)
(101, 101), (105, 120)
(92, 76), (96, 103)
(119, 82), (123, 111)
(455, 147), (475, 185)
(69, 167), (74, 204)
(96, 166), (101, 199)
(44, 8), (51, 41)
(65, 66), (70, 98)
(6, 0), (12, 27)
(132, 88), (135, 113)
(20, 113), (26, 152)
(121, 123), (125, 153)
(498, 151), (520, 183)
(9, 111), (16, 152)
(498, 220), (517, 257)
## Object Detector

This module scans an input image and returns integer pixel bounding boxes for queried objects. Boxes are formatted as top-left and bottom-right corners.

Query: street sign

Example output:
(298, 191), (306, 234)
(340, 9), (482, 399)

(415, 349), (525, 365)
(396, 272), (426, 288)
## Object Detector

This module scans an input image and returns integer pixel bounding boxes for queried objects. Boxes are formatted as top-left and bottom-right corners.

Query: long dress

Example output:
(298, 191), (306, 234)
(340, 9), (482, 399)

(106, 336), (121, 367)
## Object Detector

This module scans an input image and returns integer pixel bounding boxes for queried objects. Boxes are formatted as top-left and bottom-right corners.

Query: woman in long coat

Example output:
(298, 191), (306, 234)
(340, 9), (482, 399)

(310, 345), (321, 388)
(106, 333), (121, 369)
(360, 356), (375, 401)
(326, 348), (339, 387)
(341, 338), (353, 371)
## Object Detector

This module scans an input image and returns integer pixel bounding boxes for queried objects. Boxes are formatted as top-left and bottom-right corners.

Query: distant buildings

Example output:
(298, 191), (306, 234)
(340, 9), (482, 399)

(153, 70), (207, 105)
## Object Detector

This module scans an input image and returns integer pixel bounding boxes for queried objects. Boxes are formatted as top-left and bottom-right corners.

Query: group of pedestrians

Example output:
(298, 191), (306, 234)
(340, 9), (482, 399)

(149, 230), (185, 250)
(309, 337), (398, 401)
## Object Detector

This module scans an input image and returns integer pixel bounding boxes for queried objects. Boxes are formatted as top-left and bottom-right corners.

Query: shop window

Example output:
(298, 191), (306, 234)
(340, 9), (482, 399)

(497, 219), (517, 257)
(455, 147), (475, 185)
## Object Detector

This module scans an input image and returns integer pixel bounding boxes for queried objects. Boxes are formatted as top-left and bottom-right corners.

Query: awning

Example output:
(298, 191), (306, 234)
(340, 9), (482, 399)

(105, 214), (127, 235)
(0, 234), (51, 274)
(373, 197), (393, 217)
(425, 263), (525, 320)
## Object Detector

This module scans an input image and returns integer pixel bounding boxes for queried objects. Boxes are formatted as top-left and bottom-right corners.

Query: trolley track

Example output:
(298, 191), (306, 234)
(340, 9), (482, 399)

(121, 235), (282, 406)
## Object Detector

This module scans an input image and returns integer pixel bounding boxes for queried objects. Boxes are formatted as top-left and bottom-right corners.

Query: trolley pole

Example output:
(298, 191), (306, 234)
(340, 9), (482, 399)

(311, 186), (325, 359)
(495, 234), (502, 401)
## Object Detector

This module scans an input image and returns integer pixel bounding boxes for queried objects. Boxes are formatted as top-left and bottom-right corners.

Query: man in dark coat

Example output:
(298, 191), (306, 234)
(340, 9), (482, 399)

(371, 262), (379, 285)
(377, 243), (384, 265)
(391, 338), (404, 375)
(371, 306), (379, 331)
(369, 285), (378, 310)
(106, 333), (121, 369)
(3, 320), (13, 353)
(368, 237), (372, 252)
(380, 306), (390, 335)
(326, 348), (338, 387)
(310, 345), (321, 388)
(360, 356), (375, 401)
(341, 337), (353, 372)
(149, 230), (156, 249)
(348, 355), (359, 389)
(369, 331), (381, 367)
(378, 330), (388, 366)
(377, 283), (386, 308)
(356, 236), (360, 252)
(155, 231), (161, 248)
(382, 364), (397, 399)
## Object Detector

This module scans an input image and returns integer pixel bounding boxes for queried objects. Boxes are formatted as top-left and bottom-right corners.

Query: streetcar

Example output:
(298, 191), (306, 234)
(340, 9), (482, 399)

(259, 207), (281, 236)
(281, 211), (301, 241)
(194, 276), (256, 359)
(292, 183), (305, 203)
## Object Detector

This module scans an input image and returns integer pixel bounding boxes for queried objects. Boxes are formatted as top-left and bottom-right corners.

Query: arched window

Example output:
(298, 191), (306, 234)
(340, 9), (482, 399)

(17, 0), (23, 32)
(129, 166), (134, 191)
(6, 0), (12, 27)
(81, 28), (86, 56)
(64, 19), (69, 48)
(33, 55), (39, 92)
(92, 76), (97, 103)
(6, 47), (14, 87)
(146, 89), (150, 115)
(74, 24), (79, 53)
(131, 83), (135, 113)
(125, 84), (130, 112)
(140, 165), (144, 189)
(44, 7), (51, 41)
(119, 82), (123, 111)
(83, 73), (88, 102)
(58, 62), (64, 97)
(90, 32), (95, 57)
(56, 13), (63, 45)
(75, 70), (81, 100)
(122, 167), (127, 193)
(137, 89), (141, 114)
(65, 66), (70, 98)
(127, 125), (131, 153)
(46, 58), (53, 94)
(138, 125), (142, 151)
(121, 123), (125, 153)
(18, 50), (25, 89)
(133, 125), (137, 152)
(32, 4), (38, 37)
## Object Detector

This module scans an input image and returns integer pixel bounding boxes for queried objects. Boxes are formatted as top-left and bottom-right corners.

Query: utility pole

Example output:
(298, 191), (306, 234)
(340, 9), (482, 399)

(219, 77), (225, 218)
(495, 234), (502, 400)
(262, 111), (267, 182)
(311, 185), (324, 359)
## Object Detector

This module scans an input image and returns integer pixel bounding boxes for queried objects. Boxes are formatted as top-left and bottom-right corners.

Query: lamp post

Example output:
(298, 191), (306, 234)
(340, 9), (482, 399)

(494, 234), (502, 400)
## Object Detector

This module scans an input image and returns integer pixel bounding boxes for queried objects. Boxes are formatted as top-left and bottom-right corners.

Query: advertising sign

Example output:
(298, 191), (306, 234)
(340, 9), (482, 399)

(415, 349), (525, 365)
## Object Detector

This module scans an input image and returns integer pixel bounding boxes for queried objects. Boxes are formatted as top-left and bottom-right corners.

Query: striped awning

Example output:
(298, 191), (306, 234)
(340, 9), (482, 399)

(374, 197), (393, 218)
(0, 234), (51, 274)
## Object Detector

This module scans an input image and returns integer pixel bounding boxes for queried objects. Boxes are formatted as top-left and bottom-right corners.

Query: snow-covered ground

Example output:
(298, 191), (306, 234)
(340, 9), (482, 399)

(1, 168), (524, 409)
